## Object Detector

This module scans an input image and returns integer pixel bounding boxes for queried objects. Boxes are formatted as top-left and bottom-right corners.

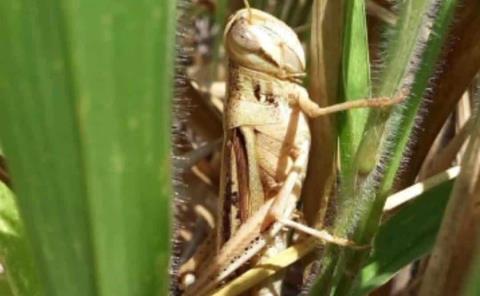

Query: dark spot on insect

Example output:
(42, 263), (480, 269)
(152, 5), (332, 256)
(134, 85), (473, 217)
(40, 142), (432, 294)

(254, 84), (261, 101)
(266, 94), (276, 105)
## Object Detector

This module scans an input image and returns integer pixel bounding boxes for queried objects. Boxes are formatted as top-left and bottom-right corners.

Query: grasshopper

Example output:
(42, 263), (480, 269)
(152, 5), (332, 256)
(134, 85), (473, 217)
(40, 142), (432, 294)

(179, 2), (404, 295)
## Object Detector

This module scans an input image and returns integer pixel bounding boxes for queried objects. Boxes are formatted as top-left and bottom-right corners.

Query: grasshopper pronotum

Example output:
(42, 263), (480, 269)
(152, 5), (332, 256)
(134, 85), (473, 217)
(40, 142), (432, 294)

(180, 2), (404, 295)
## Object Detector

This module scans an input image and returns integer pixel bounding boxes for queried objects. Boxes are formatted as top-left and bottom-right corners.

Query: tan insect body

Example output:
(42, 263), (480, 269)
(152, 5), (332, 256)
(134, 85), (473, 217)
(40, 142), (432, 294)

(182, 9), (312, 295)
(181, 5), (405, 295)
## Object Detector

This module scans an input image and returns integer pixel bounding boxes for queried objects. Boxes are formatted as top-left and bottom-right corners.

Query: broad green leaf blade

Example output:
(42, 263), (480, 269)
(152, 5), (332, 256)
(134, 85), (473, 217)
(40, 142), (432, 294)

(354, 180), (454, 296)
(0, 1), (176, 295)
(0, 183), (41, 296)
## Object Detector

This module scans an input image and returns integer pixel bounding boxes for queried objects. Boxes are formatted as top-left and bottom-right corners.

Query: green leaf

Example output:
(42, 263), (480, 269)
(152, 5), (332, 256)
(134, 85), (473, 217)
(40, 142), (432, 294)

(0, 1), (176, 295)
(337, 0), (371, 234)
(354, 180), (454, 296)
(0, 182), (41, 296)
(339, 0), (371, 163)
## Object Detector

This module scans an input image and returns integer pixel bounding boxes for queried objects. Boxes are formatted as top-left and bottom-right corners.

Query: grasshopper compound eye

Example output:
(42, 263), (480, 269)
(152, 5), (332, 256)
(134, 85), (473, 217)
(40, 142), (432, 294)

(224, 8), (305, 80)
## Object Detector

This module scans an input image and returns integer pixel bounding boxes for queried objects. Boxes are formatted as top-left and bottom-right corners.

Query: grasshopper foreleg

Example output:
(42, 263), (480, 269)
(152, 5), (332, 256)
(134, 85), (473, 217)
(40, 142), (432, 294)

(292, 86), (407, 118)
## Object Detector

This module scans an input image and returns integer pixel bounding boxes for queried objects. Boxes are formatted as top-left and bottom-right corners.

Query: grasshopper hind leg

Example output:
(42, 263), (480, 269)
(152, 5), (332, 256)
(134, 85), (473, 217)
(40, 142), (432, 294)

(265, 142), (365, 249)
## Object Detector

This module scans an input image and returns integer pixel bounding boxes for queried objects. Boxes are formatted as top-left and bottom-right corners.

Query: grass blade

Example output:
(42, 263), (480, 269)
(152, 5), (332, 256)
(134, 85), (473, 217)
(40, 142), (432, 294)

(337, 0), (371, 236)
(339, 0), (371, 164)
(0, 1), (176, 295)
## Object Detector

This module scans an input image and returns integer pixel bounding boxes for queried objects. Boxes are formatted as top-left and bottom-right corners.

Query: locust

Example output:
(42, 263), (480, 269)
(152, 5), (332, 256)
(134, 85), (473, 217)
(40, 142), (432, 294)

(179, 2), (404, 295)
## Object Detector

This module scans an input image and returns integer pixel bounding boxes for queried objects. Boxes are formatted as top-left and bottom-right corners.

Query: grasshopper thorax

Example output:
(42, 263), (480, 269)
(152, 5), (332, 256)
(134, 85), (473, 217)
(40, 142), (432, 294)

(224, 8), (306, 82)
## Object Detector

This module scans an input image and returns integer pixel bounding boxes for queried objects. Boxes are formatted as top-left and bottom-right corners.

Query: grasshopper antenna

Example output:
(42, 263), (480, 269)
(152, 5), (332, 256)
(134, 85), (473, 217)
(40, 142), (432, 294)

(243, 0), (253, 23)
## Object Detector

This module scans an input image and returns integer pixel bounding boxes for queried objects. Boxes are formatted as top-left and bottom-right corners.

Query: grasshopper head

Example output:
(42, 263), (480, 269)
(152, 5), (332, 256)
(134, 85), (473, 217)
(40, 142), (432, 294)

(224, 8), (306, 80)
